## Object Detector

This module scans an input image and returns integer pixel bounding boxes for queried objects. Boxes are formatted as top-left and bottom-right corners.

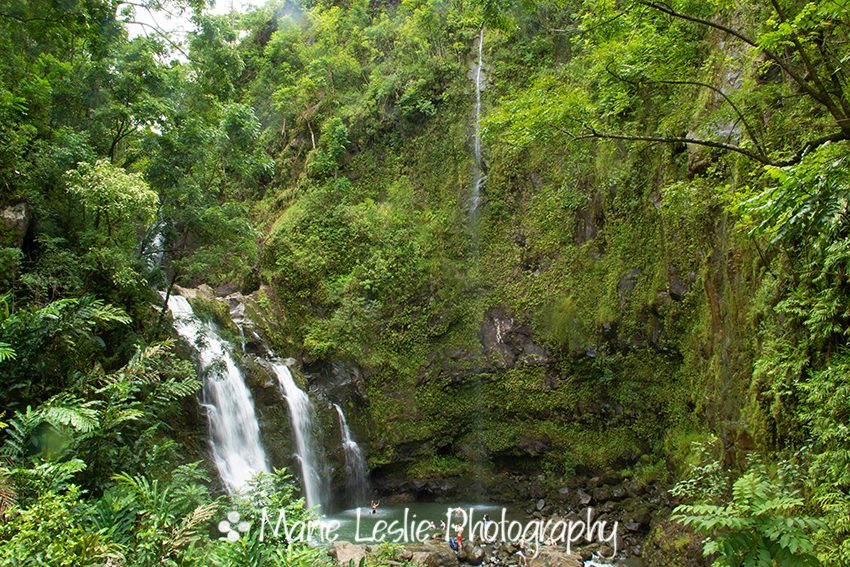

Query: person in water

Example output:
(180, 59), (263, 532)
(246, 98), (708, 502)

(370, 500), (380, 515)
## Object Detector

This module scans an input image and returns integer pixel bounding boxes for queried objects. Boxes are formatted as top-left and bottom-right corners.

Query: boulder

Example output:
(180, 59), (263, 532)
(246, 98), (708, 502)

(172, 284), (216, 301)
(405, 542), (460, 567)
(0, 203), (31, 247)
(331, 541), (369, 566)
(531, 548), (583, 566)
(458, 542), (485, 565)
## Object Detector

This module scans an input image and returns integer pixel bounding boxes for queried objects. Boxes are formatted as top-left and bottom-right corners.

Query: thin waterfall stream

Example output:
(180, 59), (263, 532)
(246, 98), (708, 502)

(470, 27), (486, 218)
(334, 403), (370, 507)
(270, 361), (328, 511)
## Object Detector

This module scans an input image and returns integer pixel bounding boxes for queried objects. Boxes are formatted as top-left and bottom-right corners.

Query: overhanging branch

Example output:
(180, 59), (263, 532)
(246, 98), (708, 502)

(575, 127), (771, 163)
(637, 0), (850, 129)
(572, 126), (849, 166)
(604, 63), (770, 159)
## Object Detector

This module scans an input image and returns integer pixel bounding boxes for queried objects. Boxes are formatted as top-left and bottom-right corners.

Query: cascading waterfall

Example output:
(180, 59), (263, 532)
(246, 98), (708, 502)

(270, 361), (328, 510)
(334, 404), (370, 507)
(470, 27), (486, 218)
(164, 294), (269, 492)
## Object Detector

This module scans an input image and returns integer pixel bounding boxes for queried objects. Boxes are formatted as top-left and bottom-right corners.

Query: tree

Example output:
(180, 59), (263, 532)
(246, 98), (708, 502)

(66, 159), (158, 239)
(572, 0), (850, 166)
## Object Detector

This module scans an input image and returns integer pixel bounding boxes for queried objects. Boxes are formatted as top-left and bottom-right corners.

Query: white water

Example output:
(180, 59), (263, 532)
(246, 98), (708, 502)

(271, 362), (327, 510)
(164, 294), (269, 492)
(142, 222), (165, 270)
(334, 404), (370, 506)
(470, 27), (486, 217)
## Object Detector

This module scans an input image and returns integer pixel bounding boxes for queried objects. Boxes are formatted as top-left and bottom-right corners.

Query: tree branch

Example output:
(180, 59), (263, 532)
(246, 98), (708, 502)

(575, 126), (772, 163)
(572, 125), (848, 166)
(768, 0), (850, 122)
(638, 1), (759, 47)
(123, 20), (189, 59)
(638, 0), (849, 130)
(604, 63), (769, 159)
(772, 130), (849, 166)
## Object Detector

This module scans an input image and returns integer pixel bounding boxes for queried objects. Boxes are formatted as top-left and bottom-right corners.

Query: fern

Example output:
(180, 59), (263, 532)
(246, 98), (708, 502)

(1, 406), (47, 460)
(674, 465), (822, 567)
(0, 394), (101, 461)
(88, 487), (138, 544)
(162, 502), (219, 559)
(113, 471), (173, 519)
(7, 459), (86, 503)
(0, 341), (14, 362)
(41, 395), (100, 433)
(0, 468), (16, 518)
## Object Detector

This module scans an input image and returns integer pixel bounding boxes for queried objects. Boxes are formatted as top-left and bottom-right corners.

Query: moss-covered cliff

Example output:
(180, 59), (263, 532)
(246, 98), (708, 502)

(238, 3), (850, 560)
(247, 4), (754, 489)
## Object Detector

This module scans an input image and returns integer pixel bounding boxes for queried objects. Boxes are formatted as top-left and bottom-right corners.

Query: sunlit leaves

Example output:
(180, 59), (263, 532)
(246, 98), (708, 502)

(66, 159), (158, 234)
(484, 71), (592, 149)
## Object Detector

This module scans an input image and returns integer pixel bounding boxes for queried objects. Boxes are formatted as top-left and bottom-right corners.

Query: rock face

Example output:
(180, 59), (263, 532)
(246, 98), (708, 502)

(303, 359), (368, 405)
(617, 268), (641, 308)
(479, 307), (548, 368)
(575, 192), (604, 245)
(0, 202), (31, 247)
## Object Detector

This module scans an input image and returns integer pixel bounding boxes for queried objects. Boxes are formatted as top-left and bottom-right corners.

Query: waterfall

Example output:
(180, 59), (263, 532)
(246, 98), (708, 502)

(470, 27), (486, 217)
(334, 404), (370, 507)
(142, 221), (166, 270)
(164, 294), (269, 492)
(270, 362), (328, 510)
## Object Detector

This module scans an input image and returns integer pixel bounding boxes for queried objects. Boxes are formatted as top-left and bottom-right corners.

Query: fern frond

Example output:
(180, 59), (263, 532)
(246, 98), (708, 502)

(163, 502), (218, 558)
(0, 342), (15, 362)
(41, 393), (101, 432)
(0, 469), (16, 517)
(112, 472), (173, 518)
(0, 406), (42, 460)
(8, 459), (86, 501)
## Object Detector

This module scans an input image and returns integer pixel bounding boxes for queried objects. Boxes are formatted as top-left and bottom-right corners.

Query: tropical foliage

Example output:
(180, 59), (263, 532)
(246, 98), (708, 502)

(2, 0), (850, 563)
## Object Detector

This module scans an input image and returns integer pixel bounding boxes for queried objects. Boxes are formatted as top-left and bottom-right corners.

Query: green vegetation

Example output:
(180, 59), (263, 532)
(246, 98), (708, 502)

(2, 0), (850, 562)
(674, 462), (822, 566)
